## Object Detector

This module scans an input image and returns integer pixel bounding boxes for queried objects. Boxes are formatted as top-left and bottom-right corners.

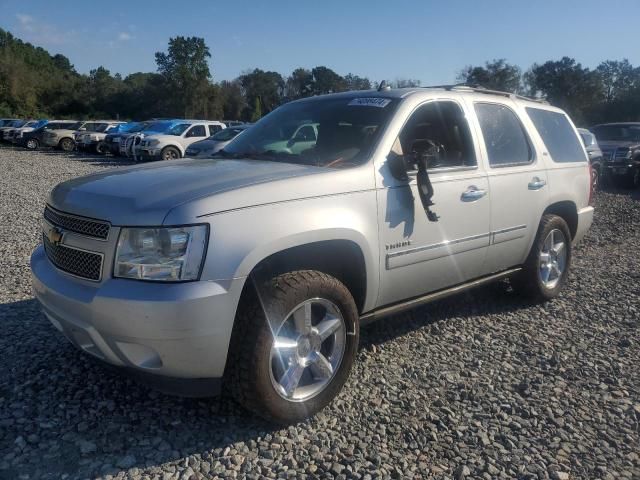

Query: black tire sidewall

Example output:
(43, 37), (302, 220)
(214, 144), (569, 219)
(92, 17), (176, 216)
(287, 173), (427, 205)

(529, 215), (572, 300)
(162, 147), (180, 160)
(238, 272), (359, 423)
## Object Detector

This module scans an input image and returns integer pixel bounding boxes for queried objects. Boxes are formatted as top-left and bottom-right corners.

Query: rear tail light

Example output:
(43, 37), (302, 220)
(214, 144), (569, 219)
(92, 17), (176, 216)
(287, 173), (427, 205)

(588, 163), (595, 206)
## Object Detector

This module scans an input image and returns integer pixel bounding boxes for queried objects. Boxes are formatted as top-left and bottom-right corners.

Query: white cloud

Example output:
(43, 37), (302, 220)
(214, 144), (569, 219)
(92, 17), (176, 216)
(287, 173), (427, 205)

(14, 13), (72, 45)
(117, 32), (132, 41)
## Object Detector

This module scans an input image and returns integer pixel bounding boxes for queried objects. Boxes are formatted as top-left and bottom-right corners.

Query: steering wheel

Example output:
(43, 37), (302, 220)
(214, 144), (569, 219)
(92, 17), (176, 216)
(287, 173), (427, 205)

(411, 139), (447, 169)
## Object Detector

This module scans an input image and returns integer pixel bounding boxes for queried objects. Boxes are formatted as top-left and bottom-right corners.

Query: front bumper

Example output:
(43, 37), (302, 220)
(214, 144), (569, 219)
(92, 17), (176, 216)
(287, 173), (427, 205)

(31, 245), (245, 382)
(135, 148), (160, 159)
(573, 206), (594, 246)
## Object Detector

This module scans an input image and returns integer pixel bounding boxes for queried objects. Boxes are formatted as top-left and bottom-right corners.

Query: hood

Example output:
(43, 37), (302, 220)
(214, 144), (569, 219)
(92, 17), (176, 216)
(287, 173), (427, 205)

(187, 139), (221, 150)
(48, 158), (368, 225)
(597, 140), (640, 150)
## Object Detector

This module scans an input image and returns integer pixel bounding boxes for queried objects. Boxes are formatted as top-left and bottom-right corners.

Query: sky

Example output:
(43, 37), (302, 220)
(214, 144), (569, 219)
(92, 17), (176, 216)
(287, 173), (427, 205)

(1, 0), (640, 85)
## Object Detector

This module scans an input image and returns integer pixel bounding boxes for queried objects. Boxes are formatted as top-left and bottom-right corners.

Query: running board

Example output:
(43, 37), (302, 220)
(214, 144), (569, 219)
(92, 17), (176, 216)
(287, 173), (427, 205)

(359, 267), (522, 325)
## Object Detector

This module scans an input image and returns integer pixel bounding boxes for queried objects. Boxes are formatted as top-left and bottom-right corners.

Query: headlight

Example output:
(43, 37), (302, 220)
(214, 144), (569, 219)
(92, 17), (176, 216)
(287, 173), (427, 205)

(114, 225), (208, 282)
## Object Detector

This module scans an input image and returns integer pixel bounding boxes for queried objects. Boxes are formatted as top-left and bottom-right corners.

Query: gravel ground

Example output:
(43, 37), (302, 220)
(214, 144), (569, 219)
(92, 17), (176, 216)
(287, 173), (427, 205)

(0, 145), (639, 480)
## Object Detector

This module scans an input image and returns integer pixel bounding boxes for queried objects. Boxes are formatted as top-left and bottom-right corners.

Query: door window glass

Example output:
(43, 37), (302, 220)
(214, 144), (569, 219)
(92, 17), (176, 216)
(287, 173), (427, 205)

(186, 125), (206, 137)
(475, 103), (533, 167)
(396, 101), (476, 170)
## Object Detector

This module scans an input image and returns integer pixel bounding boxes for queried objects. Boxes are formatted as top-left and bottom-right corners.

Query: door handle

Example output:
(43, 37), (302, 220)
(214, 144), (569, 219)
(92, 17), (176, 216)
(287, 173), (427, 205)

(528, 177), (547, 190)
(461, 186), (487, 202)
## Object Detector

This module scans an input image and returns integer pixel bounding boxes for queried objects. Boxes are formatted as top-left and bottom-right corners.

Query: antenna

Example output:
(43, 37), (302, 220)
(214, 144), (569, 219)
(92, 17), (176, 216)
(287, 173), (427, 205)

(377, 80), (391, 92)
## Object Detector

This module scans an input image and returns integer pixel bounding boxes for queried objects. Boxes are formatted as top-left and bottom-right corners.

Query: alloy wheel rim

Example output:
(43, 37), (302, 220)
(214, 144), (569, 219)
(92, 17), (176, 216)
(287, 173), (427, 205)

(539, 228), (567, 289)
(27, 139), (37, 149)
(269, 298), (346, 402)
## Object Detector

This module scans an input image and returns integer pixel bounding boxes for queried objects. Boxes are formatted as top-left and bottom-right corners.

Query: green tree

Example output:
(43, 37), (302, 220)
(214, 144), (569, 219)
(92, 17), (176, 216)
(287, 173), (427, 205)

(239, 68), (284, 121)
(596, 59), (638, 102)
(525, 57), (603, 123)
(344, 73), (371, 91)
(392, 78), (421, 88)
(457, 59), (521, 92)
(285, 67), (313, 99)
(219, 80), (246, 120)
(155, 36), (211, 118)
(311, 66), (346, 95)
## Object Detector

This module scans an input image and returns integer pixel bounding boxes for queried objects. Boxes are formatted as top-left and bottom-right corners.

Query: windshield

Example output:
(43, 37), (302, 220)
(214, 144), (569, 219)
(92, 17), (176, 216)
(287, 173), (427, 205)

(143, 121), (178, 133)
(593, 125), (640, 142)
(214, 96), (398, 168)
(166, 123), (191, 136)
(211, 127), (246, 141)
(113, 122), (142, 133)
(12, 120), (27, 127)
(67, 122), (82, 130)
(94, 123), (112, 133)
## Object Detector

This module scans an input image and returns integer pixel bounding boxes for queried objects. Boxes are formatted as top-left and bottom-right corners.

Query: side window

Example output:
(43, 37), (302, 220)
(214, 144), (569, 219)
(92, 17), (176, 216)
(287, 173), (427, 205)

(186, 125), (206, 138)
(294, 125), (317, 142)
(526, 107), (587, 163)
(395, 101), (476, 170)
(475, 103), (533, 167)
(208, 124), (222, 135)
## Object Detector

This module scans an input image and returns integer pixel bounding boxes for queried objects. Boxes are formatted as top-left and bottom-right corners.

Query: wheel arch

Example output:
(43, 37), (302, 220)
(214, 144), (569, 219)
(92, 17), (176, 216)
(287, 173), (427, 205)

(542, 201), (578, 240)
(244, 239), (369, 314)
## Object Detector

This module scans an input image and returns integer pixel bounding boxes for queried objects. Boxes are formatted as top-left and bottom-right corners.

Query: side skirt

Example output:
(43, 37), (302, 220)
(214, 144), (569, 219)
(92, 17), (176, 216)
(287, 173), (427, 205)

(360, 267), (522, 326)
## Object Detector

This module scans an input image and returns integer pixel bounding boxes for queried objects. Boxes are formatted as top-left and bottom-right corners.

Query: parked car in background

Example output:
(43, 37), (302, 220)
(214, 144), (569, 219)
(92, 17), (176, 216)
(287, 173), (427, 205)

(223, 120), (246, 127)
(591, 122), (640, 188)
(103, 121), (147, 155)
(119, 120), (182, 157)
(135, 120), (226, 160)
(0, 119), (28, 142)
(185, 124), (251, 158)
(42, 121), (89, 151)
(578, 128), (603, 190)
(9, 119), (48, 145)
(31, 86), (594, 422)
(76, 121), (125, 153)
(0, 118), (21, 128)
(20, 120), (79, 150)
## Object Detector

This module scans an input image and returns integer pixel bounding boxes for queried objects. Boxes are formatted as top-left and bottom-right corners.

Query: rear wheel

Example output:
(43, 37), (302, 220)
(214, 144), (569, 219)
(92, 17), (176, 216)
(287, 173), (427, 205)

(226, 270), (359, 423)
(591, 166), (600, 192)
(161, 146), (180, 160)
(58, 138), (74, 152)
(26, 138), (39, 150)
(95, 143), (108, 155)
(511, 214), (572, 301)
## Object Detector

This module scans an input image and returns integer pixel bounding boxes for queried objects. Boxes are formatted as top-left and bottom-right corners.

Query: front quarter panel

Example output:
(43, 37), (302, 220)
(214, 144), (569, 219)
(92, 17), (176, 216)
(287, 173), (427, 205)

(175, 192), (381, 312)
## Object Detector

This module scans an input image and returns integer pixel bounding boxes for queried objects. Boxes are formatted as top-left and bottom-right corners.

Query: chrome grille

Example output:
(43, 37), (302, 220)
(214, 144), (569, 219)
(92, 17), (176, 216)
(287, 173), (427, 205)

(44, 206), (110, 240)
(43, 235), (103, 281)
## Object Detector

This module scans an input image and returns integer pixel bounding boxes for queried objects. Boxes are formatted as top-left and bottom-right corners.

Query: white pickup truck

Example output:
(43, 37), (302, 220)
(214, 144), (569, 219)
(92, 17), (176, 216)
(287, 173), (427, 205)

(135, 120), (226, 160)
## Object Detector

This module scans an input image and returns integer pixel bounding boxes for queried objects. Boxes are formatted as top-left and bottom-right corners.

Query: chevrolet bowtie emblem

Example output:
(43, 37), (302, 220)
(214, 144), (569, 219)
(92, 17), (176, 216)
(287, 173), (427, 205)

(47, 226), (64, 245)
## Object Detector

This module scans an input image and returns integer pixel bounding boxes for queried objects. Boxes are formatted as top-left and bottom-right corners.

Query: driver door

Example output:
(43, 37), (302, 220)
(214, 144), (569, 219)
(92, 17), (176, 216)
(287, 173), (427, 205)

(376, 99), (491, 306)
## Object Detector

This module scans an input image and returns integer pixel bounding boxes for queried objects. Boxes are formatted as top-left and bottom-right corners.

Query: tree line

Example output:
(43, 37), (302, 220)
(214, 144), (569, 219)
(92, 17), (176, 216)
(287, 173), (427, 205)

(1, 28), (639, 126)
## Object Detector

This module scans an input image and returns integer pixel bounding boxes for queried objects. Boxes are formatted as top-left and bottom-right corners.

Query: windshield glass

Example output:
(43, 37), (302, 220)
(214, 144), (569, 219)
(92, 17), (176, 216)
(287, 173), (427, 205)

(67, 122), (82, 130)
(211, 127), (246, 141)
(114, 122), (141, 133)
(166, 123), (191, 136)
(214, 96), (398, 168)
(94, 123), (112, 133)
(12, 120), (27, 127)
(593, 125), (640, 142)
(141, 121), (179, 134)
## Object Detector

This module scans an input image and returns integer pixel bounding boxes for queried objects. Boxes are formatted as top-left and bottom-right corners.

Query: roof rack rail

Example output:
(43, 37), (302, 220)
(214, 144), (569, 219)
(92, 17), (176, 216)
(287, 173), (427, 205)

(421, 84), (548, 104)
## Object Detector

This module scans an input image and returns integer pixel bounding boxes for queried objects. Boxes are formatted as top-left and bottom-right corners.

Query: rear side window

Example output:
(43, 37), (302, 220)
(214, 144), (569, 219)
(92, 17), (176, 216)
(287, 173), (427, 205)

(208, 124), (222, 135)
(475, 103), (533, 167)
(526, 107), (586, 163)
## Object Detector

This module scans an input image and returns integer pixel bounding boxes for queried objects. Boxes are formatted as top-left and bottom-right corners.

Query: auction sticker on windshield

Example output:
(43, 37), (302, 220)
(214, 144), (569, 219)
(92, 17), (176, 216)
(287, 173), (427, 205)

(348, 98), (392, 108)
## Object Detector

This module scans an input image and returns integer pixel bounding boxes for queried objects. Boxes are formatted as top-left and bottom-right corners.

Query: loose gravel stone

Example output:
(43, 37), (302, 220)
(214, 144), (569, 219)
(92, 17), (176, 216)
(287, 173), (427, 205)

(0, 146), (639, 479)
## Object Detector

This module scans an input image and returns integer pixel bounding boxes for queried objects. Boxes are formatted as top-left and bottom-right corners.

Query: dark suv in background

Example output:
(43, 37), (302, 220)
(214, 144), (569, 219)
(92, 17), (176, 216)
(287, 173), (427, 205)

(591, 123), (640, 188)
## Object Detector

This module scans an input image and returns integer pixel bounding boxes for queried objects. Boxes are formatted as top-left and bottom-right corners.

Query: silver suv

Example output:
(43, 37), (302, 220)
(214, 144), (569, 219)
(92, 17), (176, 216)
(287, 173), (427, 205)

(31, 86), (594, 423)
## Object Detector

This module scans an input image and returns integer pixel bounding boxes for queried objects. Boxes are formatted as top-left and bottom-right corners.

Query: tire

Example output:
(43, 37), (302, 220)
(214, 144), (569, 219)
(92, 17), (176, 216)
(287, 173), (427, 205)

(161, 146), (180, 161)
(591, 166), (600, 192)
(226, 270), (359, 423)
(95, 143), (108, 155)
(58, 138), (74, 152)
(26, 138), (39, 150)
(511, 214), (572, 302)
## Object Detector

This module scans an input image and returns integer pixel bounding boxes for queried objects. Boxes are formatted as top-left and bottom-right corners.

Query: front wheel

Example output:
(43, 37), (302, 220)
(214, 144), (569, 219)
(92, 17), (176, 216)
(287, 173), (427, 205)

(161, 146), (180, 161)
(58, 138), (74, 152)
(226, 271), (359, 423)
(26, 138), (39, 150)
(511, 214), (572, 301)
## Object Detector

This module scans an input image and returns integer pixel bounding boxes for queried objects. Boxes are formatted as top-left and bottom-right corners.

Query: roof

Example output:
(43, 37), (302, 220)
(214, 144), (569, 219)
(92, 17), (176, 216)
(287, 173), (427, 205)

(291, 84), (549, 106)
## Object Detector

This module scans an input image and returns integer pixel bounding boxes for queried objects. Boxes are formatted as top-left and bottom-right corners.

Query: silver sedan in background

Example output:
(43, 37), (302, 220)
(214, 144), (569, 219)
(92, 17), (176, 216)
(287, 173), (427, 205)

(185, 124), (251, 158)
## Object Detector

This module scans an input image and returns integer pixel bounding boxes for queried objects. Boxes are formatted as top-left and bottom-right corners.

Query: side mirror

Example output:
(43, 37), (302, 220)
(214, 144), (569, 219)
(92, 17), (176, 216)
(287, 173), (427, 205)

(387, 151), (409, 181)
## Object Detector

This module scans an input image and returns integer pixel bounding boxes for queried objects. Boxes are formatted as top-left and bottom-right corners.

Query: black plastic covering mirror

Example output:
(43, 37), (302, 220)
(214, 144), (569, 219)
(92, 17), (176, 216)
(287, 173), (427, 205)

(387, 140), (440, 222)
